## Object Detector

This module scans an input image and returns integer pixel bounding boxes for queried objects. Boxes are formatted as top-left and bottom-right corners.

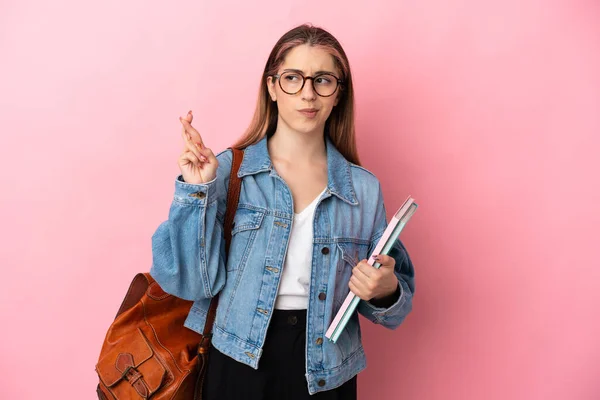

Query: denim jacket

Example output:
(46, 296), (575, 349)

(150, 135), (415, 394)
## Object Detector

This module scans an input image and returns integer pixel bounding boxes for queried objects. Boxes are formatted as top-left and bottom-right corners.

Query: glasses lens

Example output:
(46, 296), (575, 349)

(279, 72), (304, 94)
(313, 74), (338, 97)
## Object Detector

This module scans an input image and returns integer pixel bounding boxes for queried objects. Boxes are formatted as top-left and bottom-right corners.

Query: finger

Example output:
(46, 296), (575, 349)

(181, 127), (206, 162)
(352, 264), (372, 286)
(198, 147), (216, 163)
(355, 260), (374, 278)
(357, 262), (384, 290)
(184, 110), (193, 123)
(180, 126), (194, 152)
(179, 122), (204, 148)
(180, 151), (201, 167)
(179, 117), (205, 149)
(180, 126), (205, 159)
(348, 279), (361, 297)
(348, 277), (369, 300)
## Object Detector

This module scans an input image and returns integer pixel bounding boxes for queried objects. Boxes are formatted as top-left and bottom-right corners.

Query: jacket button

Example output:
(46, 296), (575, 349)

(321, 247), (329, 255)
(189, 191), (206, 199)
(318, 379), (326, 387)
(318, 292), (326, 301)
(315, 337), (323, 345)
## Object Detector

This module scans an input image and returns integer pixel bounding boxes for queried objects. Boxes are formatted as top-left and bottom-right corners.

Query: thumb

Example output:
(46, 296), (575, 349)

(374, 254), (394, 268)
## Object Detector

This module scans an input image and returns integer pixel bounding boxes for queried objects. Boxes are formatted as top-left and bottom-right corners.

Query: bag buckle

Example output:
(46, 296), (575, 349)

(121, 365), (133, 381)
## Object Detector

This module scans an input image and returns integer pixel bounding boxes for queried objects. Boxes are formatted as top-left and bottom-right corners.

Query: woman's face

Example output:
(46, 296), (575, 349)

(267, 44), (341, 137)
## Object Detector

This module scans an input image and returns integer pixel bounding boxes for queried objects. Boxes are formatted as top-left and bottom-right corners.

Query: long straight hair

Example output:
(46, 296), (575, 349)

(232, 24), (361, 165)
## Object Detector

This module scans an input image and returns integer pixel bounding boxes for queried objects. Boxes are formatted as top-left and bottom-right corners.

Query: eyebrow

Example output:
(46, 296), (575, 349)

(282, 68), (337, 76)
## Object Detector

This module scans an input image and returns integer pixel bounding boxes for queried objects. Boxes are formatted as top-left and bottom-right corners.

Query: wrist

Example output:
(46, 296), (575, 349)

(369, 284), (400, 308)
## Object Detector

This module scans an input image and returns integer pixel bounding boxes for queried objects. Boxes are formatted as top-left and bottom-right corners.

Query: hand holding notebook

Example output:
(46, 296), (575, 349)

(325, 195), (418, 343)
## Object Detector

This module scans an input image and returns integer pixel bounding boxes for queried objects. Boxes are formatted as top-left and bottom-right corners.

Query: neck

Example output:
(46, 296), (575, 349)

(268, 121), (327, 165)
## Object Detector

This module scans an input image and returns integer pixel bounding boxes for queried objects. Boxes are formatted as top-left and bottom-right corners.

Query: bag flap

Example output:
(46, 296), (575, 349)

(96, 328), (166, 392)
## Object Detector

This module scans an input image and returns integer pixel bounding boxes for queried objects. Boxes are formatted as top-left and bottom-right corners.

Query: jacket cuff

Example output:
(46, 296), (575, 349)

(173, 174), (218, 205)
(363, 281), (405, 320)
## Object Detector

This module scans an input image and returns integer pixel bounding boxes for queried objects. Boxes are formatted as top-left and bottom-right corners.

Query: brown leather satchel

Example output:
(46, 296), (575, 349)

(95, 147), (244, 399)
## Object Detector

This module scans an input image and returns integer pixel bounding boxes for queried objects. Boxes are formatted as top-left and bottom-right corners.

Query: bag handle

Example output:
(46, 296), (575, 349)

(200, 147), (244, 347)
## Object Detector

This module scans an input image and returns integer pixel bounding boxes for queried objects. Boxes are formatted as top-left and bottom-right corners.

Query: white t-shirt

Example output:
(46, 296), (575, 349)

(274, 188), (327, 310)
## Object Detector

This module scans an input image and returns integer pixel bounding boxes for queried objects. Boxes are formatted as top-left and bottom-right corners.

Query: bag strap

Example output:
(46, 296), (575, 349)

(200, 147), (244, 348)
(223, 148), (244, 255)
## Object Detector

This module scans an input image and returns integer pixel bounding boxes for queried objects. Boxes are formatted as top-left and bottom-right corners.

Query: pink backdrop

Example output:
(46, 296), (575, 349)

(1, 0), (599, 399)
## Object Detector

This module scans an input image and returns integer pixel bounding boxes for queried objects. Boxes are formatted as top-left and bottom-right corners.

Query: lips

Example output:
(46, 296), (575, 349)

(298, 108), (319, 118)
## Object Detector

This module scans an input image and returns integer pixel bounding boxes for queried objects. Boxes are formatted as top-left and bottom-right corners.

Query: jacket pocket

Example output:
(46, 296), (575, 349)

(333, 241), (369, 308)
(226, 207), (265, 271)
(335, 241), (369, 273)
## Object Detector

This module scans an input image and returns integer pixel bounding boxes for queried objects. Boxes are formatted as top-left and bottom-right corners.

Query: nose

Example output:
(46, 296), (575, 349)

(300, 77), (317, 101)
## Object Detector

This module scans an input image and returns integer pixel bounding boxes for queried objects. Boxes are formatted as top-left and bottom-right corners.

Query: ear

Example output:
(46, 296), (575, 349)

(333, 90), (342, 107)
(266, 76), (277, 102)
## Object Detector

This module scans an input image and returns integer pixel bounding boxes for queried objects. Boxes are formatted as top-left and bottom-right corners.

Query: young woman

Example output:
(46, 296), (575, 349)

(151, 24), (415, 399)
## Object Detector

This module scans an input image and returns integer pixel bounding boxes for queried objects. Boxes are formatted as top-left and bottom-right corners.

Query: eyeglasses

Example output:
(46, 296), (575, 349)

(273, 71), (343, 97)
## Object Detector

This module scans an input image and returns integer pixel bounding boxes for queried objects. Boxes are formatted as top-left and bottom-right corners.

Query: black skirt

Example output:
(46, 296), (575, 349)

(201, 309), (357, 399)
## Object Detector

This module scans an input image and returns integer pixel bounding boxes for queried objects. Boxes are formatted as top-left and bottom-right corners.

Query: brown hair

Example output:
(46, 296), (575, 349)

(232, 23), (361, 165)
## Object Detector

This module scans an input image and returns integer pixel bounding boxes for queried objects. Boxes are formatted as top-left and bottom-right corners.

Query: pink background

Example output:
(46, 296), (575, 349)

(1, 0), (599, 399)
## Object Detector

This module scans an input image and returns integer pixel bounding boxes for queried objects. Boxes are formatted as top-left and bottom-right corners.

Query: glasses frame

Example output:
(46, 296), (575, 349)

(273, 71), (344, 97)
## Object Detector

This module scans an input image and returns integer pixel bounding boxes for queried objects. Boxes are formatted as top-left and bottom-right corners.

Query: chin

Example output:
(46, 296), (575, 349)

(295, 125), (324, 136)
(292, 119), (326, 135)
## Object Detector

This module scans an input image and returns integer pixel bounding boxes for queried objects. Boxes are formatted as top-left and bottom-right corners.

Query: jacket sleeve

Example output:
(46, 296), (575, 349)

(357, 183), (416, 330)
(150, 149), (233, 301)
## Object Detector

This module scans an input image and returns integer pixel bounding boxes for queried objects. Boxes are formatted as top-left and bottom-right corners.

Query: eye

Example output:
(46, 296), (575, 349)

(315, 75), (334, 85)
(283, 73), (302, 82)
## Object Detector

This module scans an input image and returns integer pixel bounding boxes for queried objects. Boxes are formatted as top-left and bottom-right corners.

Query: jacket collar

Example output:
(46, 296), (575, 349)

(237, 135), (358, 205)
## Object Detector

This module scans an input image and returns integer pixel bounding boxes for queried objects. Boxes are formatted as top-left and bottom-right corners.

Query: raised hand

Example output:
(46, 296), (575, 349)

(177, 110), (218, 184)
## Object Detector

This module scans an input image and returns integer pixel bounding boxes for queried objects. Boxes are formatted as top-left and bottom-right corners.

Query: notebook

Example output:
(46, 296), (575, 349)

(325, 195), (418, 343)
